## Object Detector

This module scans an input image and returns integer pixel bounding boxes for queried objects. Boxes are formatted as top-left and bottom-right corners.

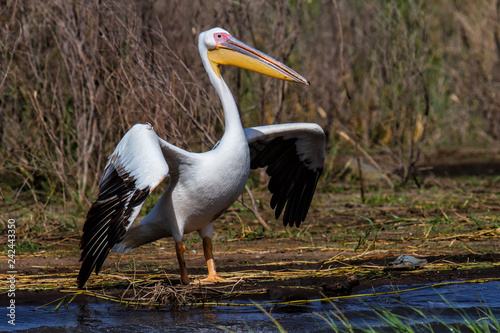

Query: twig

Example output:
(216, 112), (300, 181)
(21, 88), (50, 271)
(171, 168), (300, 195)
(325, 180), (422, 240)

(336, 130), (394, 189)
(240, 185), (271, 230)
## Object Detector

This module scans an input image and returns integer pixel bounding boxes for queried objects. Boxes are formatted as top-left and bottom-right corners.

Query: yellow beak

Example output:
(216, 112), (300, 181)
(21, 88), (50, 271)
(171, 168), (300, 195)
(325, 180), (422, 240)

(207, 37), (309, 85)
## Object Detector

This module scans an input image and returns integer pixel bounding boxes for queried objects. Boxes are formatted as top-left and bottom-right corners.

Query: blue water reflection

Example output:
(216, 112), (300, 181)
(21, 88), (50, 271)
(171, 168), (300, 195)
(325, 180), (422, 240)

(6, 281), (499, 332)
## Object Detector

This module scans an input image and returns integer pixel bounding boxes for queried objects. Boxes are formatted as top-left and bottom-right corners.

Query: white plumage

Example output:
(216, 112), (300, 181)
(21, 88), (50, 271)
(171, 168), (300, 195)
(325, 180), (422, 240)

(78, 27), (325, 288)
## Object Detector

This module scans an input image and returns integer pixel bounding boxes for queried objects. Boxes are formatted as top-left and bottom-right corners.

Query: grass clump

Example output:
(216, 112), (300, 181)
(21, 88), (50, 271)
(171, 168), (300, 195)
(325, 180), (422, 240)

(263, 293), (500, 332)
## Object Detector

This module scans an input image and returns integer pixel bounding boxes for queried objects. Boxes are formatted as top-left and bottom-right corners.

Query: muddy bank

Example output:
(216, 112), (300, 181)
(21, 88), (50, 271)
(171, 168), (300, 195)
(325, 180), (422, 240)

(8, 251), (499, 308)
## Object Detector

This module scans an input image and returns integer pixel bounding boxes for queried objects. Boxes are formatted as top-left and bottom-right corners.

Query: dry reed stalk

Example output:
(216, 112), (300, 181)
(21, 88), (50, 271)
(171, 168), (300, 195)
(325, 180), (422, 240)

(2, 256), (498, 306)
(3, 0), (500, 212)
(52, 276), (500, 308)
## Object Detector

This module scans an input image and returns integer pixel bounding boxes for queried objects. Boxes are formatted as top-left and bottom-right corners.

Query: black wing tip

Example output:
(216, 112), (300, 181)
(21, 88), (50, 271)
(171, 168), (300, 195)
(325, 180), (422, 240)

(279, 168), (323, 228)
(77, 245), (111, 288)
(77, 258), (94, 289)
(282, 218), (303, 228)
(251, 136), (323, 230)
(77, 249), (100, 288)
(77, 165), (151, 289)
(77, 271), (91, 289)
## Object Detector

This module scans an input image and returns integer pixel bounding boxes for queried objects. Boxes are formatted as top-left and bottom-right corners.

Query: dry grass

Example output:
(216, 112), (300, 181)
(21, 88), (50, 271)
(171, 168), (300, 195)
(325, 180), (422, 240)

(2, 254), (498, 308)
(1, 0), (500, 212)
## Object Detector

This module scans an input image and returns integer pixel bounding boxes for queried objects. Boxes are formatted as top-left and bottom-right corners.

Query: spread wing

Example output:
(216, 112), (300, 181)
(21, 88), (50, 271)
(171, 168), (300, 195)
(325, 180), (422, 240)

(245, 123), (325, 227)
(78, 124), (169, 288)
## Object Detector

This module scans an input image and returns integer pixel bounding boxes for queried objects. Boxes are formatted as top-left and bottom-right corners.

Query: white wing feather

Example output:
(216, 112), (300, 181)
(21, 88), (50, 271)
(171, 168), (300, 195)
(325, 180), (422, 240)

(78, 124), (169, 288)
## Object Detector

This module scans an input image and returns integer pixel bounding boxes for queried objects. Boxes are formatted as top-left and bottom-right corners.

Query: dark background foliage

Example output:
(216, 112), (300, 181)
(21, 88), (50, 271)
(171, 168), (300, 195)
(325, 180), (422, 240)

(2, 0), (499, 208)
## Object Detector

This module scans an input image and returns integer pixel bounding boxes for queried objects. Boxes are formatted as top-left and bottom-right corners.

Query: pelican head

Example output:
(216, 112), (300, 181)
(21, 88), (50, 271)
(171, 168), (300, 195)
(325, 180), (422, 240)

(199, 27), (309, 85)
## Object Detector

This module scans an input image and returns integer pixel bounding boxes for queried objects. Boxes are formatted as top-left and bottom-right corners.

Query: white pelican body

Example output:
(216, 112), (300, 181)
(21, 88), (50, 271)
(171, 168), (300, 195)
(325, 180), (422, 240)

(78, 28), (325, 288)
(123, 128), (250, 245)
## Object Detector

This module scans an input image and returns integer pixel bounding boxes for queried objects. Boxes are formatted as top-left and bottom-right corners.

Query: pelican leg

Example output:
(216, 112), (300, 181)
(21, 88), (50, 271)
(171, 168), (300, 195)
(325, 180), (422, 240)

(199, 237), (232, 284)
(175, 241), (190, 285)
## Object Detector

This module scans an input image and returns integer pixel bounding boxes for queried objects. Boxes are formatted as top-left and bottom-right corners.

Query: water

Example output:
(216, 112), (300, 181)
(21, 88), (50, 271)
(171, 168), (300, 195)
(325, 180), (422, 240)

(5, 281), (500, 332)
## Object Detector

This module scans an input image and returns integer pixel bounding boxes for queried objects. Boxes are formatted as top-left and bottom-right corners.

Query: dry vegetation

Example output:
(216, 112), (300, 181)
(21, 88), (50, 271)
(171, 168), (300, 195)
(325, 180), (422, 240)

(1, 1), (500, 228)
(1, 176), (498, 297)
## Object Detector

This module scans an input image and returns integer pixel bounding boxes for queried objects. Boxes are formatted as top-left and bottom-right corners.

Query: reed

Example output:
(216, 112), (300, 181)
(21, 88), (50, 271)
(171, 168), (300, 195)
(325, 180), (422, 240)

(2, 0), (500, 210)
